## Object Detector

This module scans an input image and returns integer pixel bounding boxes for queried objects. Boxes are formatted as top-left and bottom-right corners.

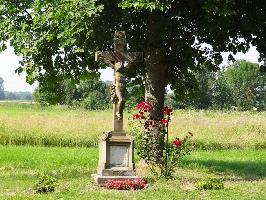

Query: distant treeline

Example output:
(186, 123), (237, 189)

(2, 91), (32, 100)
(0, 77), (32, 100)
(33, 79), (111, 110)
(23, 60), (266, 111)
(166, 60), (266, 111)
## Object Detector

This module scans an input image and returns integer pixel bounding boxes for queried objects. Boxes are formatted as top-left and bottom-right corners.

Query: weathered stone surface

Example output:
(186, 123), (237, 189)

(94, 132), (137, 184)
(94, 175), (138, 185)
(101, 169), (136, 176)
(97, 133), (135, 172)
(109, 145), (129, 167)
(94, 31), (142, 184)
(95, 31), (143, 128)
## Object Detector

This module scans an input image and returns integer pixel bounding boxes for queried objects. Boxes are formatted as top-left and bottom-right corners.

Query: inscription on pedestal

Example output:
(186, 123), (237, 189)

(109, 144), (129, 167)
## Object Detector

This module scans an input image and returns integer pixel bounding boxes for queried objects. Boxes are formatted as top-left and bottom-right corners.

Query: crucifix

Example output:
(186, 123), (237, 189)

(94, 31), (142, 184)
(95, 31), (143, 134)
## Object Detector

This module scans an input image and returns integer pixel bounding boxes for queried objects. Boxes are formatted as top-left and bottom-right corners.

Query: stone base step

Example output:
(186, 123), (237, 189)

(101, 169), (136, 176)
(93, 174), (138, 185)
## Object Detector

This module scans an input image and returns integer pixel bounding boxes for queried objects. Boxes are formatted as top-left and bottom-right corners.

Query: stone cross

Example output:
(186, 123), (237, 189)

(95, 31), (143, 134)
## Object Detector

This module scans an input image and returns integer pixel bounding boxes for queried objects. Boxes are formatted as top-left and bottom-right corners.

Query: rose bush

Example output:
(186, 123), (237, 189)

(131, 101), (194, 178)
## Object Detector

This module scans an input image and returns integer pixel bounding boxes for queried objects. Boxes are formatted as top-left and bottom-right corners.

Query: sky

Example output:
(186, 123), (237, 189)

(0, 45), (260, 92)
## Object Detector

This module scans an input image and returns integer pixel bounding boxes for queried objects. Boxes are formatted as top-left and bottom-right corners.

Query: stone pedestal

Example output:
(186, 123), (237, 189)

(94, 31), (142, 185)
(94, 131), (137, 185)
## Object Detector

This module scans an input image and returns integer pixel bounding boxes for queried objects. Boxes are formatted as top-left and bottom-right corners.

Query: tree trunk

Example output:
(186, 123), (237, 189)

(142, 12), (168, 168)
(143, 48), (167, 168)
(145, 48), (167, 119)
(145, 11), (167, 119)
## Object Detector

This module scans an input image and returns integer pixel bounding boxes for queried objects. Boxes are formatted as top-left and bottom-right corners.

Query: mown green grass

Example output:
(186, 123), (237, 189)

(0, 146), (265, 200)
(0, 102), (266, 149)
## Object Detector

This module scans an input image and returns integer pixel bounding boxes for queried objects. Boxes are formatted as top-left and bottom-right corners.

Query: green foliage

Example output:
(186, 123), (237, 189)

(34, 174), (58, 194)
(80, 91), (106, 110)
(119, 0), (172, 11)
(0, 0), (104, 87)
(33, 79), (77, 105)
(33, 78), (111, 110)
(212, 68), (234, 109)
(1, 0), (266, 101)
(195, 176), (224, 190)
(77, 79), (111, 110)
(194, 72), (216, 109)
(225, 60), (266, 110)
(127, 84), (145, 109)
(178, 70), (216, 109)
(131, 103), (194, 178)
(169, 60), (266, 111)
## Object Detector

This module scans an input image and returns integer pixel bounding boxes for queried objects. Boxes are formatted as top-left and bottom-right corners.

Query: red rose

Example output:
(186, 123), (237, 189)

(160, 118), (169, 125)
(133, 114), (141, 120)
(136, 101), (153, 111)
(163, 106), (173, 115)
(136, 101), (145, 109)
(172, 138), (182, 148)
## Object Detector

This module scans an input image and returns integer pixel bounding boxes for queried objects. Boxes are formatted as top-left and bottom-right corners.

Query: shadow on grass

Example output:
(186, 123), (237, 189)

(182, 159), (266, 180)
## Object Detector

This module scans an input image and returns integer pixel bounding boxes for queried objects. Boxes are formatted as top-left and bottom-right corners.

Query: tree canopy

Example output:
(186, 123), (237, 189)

(0, 0), (266, 116)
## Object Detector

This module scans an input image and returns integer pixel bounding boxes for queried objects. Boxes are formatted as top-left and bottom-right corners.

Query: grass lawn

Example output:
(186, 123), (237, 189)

(1, 146), (265, 200)
(0, 103), (266, 149)
(0, 103), (265, 199)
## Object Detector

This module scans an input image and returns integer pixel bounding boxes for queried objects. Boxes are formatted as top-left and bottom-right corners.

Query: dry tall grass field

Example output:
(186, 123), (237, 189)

(0, 102), (265, 149)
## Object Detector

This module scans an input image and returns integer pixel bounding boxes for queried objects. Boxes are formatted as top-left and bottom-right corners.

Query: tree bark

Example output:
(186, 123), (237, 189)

(145, 11), (167, 119)
(143, 47), (167, 167)
(145, 48), (167, 119)
(142, 12), (168, 168)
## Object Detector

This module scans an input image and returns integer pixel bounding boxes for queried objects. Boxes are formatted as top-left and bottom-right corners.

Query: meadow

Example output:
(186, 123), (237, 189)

(1, 102), (266, 149)
(0, 102), (266, 199)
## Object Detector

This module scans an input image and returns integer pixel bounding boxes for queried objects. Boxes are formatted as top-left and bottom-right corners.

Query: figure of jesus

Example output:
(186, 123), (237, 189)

(112, 62), (126, 120)
(95, 31), (142, 132)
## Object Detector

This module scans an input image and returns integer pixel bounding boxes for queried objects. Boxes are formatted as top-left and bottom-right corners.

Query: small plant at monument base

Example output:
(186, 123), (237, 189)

(34, 174), (58, 194)
(195, 176), (224, 190)
(131, 101), (194, 178)
(104, 178), (147, 190)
